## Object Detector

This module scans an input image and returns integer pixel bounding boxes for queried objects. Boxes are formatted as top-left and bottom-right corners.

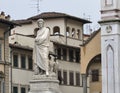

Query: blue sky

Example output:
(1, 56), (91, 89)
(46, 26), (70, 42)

(0, 0), (100, 31)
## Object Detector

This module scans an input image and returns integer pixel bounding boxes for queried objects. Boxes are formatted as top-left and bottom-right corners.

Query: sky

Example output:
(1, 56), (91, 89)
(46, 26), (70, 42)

(0, 0), (101, 32)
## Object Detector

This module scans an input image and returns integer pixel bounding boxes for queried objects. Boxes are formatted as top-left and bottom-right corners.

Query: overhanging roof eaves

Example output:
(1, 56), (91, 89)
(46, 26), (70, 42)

(12, 19), (32, 25)
(12, 12), (91, 25)
(28, 12), (91, 24)
(0, 19), (20, 26)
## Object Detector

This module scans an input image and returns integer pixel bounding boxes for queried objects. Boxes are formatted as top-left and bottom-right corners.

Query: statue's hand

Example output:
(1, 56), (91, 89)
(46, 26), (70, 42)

(35, 38), (39, 43)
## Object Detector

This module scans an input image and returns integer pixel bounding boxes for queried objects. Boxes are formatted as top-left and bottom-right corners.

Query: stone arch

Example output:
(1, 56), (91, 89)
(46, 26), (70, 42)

(72, 28), (75, 38)
(80, 30), (101, 74)
(66, 26), (70, 37)
(86, 54), (101, 75)
(86, 54), (102, 93)
(77, 29), (80, 39)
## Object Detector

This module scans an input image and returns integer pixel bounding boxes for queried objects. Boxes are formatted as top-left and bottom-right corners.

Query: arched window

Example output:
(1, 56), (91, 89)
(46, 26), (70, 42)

(72, 28), (75, 38)
(66, 27), (70, 37)
(53, 26), (60, 35)
(77, 29), (80, 39)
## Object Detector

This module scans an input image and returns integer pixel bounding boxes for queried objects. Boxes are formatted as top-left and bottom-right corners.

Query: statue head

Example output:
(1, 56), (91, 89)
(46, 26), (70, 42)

(37, 19), (45, 28)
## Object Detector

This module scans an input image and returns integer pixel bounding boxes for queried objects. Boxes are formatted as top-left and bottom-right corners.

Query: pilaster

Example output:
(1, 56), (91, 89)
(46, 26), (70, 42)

(100, 0), (120, 93)
(82, 74), (87, 93)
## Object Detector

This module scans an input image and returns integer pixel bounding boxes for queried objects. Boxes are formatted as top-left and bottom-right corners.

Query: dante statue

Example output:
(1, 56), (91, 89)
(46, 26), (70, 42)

(33, 19), (50, 76)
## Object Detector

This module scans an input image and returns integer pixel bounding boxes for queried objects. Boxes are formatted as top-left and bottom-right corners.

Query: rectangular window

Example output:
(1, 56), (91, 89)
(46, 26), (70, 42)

(69, 49), (73, 62)
(28, 56), (33, 70)
(92, 69), (99, 82)
(57, 48), (61, 60)
(69, 72), (74, 85)
(13, 86), (18, 93)
(63, 48), (67, 61)
(58, 70), (62, 84)
(21, 87), (26, 93)
(76, 72), (80, 86)
(13, 54), (18, 67)
(0, 44), (2, 60)
(21, 55), (26, 69)
(0, 81), (1, 93)
(63, 71), (67, 85)
(75, 50), (80, 63)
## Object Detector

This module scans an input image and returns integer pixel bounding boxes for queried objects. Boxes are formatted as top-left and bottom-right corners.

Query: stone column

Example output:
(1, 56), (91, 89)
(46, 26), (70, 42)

(82, 74), (87, 93)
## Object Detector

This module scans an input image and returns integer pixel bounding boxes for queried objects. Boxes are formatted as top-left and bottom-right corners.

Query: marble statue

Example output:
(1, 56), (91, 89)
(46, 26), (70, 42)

(30, 19), (62, 93)
(48, 54), (59, 74)
(33, 19), (50, 76)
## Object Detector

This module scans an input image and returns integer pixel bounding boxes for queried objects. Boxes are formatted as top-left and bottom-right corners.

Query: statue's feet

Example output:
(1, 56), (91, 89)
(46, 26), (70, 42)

(46, 71), (49, 76)
(40, 70), (45, 75)
(34, 66), (39, 75)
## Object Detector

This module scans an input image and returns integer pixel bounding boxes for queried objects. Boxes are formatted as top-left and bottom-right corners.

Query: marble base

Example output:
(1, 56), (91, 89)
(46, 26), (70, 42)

(29, 74), (62, 93)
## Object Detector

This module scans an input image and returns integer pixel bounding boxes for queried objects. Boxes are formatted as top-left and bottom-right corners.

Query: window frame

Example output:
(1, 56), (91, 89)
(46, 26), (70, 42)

(62, 48), (67, 61)
(91, 69), (99, 82)
(69, 49), (74, 62)
(21, 87), (26, 93)
(57, 48), (61, 60)
(76, 72), (80, 86)
(13, 86), (18, 93)
(13, 53), (18, 68)
(57, 70), (62, 84)
(75, 50), (80, 63)
(69, 71), (74, 86)
(28, 55), (33, 70)
(21, 54), (26, 69)
(63, 70), (67, 85)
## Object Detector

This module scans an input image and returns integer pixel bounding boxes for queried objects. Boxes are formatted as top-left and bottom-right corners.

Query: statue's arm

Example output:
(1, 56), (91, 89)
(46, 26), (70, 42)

(35, 28), (50, 45)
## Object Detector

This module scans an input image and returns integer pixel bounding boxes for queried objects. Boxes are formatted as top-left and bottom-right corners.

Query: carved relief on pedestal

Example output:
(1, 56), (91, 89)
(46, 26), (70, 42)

(106, 44), (115, 93)
(104, 39), (115, 93)
(106, 25), (112, 33)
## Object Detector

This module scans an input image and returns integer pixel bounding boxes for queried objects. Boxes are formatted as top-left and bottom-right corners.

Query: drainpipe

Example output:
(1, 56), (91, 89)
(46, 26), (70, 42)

(10, 48), (13, 93)
(3, 29), (7, 93)
(4, 25), (14, 93)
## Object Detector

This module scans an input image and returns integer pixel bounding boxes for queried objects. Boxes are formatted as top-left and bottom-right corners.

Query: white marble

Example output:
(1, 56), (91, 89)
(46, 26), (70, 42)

(33, 19), (50, 76)
(29, 75), (62, 93)
(100, 0), (120, 92)
(106, 0), (113, 5)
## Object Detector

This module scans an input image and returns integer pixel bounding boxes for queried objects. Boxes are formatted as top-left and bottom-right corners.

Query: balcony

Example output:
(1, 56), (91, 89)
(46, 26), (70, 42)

(50, 34), (83, 47)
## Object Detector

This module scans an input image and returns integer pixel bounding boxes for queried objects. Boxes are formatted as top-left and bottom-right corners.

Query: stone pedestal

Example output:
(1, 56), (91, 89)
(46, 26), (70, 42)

(29, 74), (62, 93)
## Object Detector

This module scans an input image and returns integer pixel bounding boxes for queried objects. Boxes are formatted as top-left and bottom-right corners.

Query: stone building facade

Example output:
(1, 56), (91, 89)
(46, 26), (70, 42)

(81, 29), (101, 93)
(0, 11), (18, 93)
(9, 12), (91, 93)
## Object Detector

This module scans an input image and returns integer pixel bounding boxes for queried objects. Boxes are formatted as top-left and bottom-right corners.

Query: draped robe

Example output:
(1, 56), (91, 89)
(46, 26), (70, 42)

(33, 27), (50, 71)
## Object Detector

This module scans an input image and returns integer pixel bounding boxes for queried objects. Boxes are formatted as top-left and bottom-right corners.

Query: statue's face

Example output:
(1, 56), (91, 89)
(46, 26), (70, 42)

(37, 21), (44, 28)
